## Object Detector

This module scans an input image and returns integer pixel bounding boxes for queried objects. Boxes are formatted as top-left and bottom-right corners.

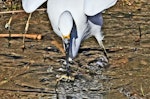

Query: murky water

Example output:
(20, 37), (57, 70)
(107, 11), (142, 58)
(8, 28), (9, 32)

(0, 0), (149, 99)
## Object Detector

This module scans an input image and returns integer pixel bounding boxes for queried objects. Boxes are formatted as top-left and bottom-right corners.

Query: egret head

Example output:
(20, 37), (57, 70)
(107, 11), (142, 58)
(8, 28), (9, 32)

(58, 11), (80, 60)
(58, 11), (74, 59)
(58, 11), (73, 40)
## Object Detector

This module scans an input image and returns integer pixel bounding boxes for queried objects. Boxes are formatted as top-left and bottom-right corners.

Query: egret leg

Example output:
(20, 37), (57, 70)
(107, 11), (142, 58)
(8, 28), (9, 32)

(65, 57), (71, 76)
(56, 47), (72, 82)
(64, 39), (71, 76)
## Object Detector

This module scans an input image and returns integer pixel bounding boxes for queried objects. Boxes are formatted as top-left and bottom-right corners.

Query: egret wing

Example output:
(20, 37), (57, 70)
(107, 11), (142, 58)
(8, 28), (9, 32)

(84, 0), (117, 16)
(22, 0), (47, 13)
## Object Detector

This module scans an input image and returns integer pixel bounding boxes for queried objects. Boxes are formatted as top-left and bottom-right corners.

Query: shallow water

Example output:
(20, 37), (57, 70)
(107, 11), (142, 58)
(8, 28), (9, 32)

(0, 0), (149, 99)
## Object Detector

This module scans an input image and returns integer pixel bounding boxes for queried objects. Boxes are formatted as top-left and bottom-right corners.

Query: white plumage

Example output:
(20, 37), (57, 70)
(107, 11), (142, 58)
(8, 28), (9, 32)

(22, 0), (117, 59)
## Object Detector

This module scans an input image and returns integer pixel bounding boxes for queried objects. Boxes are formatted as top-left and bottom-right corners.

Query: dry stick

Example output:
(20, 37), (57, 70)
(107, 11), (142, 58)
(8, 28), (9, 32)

(5, 14), (13, 47)
(0, 8), (46, 14)
(22, 13), (32, 50)
(5, 15), (13, 29)
(0, 34), (42, 40)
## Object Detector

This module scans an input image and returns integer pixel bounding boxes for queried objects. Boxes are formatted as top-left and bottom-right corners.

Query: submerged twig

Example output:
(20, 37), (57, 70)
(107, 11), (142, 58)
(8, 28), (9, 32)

(140, 84), (145, 96)
(138, 25), (142, 40)
(0, 8), (46, 14)
(5, 14), (13, 47)
(0, 88), (56, 94)
(5, 15), (13, 29)
(22, 13), (32, 50)
(134, 25), (142, 43)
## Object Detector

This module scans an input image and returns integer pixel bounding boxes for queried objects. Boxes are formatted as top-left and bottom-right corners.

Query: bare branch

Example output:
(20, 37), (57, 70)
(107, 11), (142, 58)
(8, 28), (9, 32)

(0, 8), (46, 14)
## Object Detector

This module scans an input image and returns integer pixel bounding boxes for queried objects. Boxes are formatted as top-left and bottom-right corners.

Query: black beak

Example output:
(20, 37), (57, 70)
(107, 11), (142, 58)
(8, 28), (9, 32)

(64, 38), (70, 57)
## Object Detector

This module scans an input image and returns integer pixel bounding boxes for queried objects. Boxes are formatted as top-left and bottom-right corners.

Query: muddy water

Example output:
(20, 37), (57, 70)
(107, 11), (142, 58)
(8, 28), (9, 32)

(0, 0), (150, 99)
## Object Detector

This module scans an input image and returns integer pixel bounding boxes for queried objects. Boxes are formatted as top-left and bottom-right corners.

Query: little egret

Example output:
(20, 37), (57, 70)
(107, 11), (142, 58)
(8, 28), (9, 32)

(22, 0), (117, 74)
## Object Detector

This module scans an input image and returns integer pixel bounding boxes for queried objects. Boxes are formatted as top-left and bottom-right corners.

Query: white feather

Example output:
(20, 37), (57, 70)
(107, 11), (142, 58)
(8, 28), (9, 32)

(84, 0), (118, 16)
(22, 0), (47, 13)
(58, 11), (73, 37)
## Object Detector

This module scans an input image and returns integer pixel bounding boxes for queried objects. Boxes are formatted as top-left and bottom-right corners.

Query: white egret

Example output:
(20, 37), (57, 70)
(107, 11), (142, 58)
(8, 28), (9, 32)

(22, 0), (117, 74)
